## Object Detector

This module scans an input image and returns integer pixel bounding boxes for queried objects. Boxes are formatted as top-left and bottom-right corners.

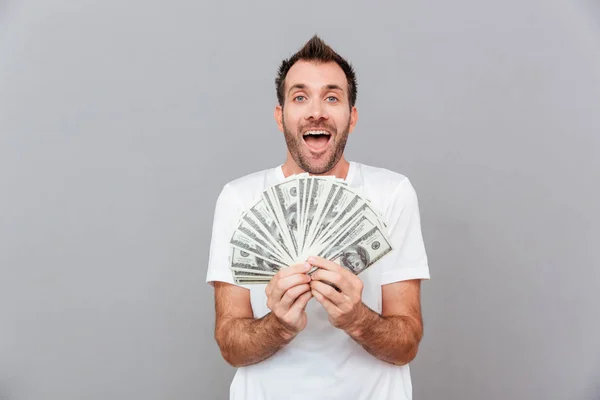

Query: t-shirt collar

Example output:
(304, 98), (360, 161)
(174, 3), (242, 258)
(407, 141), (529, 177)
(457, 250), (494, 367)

(275, 161), (355, 184)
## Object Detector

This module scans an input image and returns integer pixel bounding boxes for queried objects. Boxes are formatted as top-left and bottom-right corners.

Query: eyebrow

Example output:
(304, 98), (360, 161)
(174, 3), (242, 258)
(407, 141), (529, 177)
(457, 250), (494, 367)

(288, 84), (307, 96)
(325, 84), (344, 92)
(287, 83), (346, 96)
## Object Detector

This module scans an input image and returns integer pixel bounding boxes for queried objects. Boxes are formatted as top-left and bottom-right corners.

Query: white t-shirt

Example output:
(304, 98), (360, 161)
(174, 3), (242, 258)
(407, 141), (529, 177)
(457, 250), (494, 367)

(206, 161), (430, 400)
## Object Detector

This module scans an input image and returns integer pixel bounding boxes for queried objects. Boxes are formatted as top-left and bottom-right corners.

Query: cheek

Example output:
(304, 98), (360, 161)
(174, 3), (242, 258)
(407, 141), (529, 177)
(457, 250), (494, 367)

(283, 108), (303, 128)
(331, 109), (350, 128)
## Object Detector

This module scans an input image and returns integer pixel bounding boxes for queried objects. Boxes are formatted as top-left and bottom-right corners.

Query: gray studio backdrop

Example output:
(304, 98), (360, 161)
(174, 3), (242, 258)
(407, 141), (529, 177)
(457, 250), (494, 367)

(1, 1), (599, 399)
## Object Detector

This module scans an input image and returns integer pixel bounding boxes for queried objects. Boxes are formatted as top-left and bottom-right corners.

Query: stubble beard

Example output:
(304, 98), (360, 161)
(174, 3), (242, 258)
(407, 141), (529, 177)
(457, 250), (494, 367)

(282, 114), (350, 175)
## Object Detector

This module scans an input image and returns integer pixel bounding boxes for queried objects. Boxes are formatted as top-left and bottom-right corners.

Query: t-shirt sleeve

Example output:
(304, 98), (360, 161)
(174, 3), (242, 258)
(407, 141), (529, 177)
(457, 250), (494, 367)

(206, 183), (245, 287)
(379, 178), (430, 285)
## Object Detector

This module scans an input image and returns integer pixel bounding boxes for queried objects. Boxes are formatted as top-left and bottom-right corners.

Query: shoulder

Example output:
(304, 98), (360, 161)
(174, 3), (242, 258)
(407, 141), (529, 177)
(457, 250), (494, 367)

(355, 162), (413, 193)
(353, 162), (420, 220)
(216, 167), (275, 207)
(223, 168), (271, 192)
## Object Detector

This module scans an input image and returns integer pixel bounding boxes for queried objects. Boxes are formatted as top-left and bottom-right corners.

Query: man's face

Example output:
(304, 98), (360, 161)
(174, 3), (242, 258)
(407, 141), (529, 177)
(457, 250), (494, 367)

(275, 60), (358, 174)
(345, 252), (365, 273)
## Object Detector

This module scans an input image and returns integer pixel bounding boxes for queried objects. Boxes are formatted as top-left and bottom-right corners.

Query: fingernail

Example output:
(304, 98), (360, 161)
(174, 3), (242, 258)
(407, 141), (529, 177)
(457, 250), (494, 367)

(307, 256), (316, 263)
(304, 262), (311, 270)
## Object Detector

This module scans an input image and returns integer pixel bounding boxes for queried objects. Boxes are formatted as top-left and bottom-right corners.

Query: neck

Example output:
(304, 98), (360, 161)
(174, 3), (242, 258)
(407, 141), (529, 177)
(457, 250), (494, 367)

(281, 153), (350, 180)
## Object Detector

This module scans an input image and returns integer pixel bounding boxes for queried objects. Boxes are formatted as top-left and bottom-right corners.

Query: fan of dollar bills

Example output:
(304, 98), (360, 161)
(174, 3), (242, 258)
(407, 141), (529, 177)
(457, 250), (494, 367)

(229, 173), (393, 284)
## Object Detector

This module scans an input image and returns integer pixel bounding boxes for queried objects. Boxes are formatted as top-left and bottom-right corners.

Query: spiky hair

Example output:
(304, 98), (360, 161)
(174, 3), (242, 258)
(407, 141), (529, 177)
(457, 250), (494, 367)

(275, 35), (357, 108)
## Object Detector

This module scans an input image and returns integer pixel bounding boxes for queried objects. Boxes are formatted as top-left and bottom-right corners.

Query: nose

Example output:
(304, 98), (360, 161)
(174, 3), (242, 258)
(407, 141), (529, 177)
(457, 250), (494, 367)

(306, 98), (329, 121)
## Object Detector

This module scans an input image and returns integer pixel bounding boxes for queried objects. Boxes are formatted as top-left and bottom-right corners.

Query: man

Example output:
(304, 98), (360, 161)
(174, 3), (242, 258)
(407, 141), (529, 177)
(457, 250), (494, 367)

(206, 35), (430, 399)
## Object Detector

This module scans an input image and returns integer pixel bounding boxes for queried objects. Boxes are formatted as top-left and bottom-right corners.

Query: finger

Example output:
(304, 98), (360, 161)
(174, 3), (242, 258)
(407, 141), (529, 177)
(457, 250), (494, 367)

(266, 265), (300, 296)
(279, 283), (311, 311)
(278, 262), (311, 279)
(307, 256), (346, 274)
(311, 288), (340, 317)
(271, 272), (311, 301)
(289, 290), (313, 315)
(265, 276), (276, 297)
(310, 280), (346, 306)
(310, 269), (350, 293)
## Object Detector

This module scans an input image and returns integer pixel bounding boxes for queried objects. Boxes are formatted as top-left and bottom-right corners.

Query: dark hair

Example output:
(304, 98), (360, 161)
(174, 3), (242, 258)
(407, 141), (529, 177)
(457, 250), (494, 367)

(275, 35), (357, 109)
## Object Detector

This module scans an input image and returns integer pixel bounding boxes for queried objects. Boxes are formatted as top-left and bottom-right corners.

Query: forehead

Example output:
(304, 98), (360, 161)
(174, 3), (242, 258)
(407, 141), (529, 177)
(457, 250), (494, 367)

(285, 60), (348, 93)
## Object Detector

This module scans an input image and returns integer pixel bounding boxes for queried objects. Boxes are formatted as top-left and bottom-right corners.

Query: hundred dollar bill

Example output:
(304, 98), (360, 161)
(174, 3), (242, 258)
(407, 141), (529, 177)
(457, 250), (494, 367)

(230, 229), (288, 267)
(315, 201), (382, 250)
(233, 270), (273, 281)
(305, 185), (360, 252)
(319, 213), (380, 261)
(248, 197), (295, 261)
(232, 269), (275, 275)
(231, 268), (276, 276)
(300, 177), (312, 250)
(236, 217), (291, 263)
(297, 177), (307, 251)
(330, 226), (393, 274)
(306, 214), (391, 275)
(234, 278), (271, 285)
(337, 184), (386, 227)
(232, 273), (273, 279)
(270, 180), (300, 257)
(240, 209), (296, 263)
(230, 247), (280, 275)
(262, 189), (296, 258)
(316, 194), (363, 246)
(301, 177), (331, 258)
(309, 203), (367, 255)
(304, 183), (339, 256)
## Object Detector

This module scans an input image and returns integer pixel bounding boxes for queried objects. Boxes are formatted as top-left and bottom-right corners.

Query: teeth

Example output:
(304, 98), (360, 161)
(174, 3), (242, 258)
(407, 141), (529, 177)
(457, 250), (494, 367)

(303, 130), (329, 136)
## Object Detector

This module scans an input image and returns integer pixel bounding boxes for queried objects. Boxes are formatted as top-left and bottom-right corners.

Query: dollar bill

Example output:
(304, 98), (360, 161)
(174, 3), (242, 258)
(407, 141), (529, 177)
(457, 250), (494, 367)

(234, 278), (271, 285)
(233, 269), (273, 283)
(297, 177), (307, 251)
(230, 247), (280, 275)
(230, 229), (288, 267)
(236, 217), (290, 262)
(262, 189), (296, 256)
(305, 186), (360, 251)
(301, 178), (331, 257)
(228, 175), (392, 283)
(330, 226), (393, 274)
(319, 213), (380, 262)
(248, 197), (294, 261)
(315, 201), (382, 250)
(300, 177), (312, 251)
(304, 183), (339, 255)
(271, 180), (300, 256)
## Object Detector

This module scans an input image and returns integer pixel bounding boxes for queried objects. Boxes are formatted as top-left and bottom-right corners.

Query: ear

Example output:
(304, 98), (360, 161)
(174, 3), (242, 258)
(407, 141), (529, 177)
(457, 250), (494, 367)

(274, 105), (284, 133)
(348, 106), (358, 134)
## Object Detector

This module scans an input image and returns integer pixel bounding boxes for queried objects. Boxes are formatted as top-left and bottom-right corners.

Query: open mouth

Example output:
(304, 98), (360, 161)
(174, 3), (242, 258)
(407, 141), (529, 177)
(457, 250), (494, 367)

(302, 130), (332, 152)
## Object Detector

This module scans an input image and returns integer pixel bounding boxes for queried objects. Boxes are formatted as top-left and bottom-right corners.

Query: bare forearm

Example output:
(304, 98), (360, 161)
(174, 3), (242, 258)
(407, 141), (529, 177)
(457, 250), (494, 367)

(346, 304), (422, 366)
(216, 312), (296, 367)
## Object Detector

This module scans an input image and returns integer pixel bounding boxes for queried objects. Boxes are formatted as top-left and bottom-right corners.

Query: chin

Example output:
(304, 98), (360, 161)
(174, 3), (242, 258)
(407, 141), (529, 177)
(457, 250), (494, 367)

(304, 162), (334, 175)
(293, 147), (339, 174)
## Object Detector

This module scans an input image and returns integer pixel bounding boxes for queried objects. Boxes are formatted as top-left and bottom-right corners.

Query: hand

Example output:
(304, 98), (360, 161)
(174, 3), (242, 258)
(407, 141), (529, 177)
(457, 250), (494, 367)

(308, 256), (366, 332)
(265, 262), (313, 334)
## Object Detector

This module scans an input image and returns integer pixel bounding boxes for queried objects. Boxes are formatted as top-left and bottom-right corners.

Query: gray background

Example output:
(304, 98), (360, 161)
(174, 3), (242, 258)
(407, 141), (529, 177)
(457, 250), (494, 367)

(1, 0), (599, 399)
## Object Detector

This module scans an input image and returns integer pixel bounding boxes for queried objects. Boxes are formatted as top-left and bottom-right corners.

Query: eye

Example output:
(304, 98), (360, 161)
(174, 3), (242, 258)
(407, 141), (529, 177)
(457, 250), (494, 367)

(294, 95), (306, 102)
(326, 96), (338, 102)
